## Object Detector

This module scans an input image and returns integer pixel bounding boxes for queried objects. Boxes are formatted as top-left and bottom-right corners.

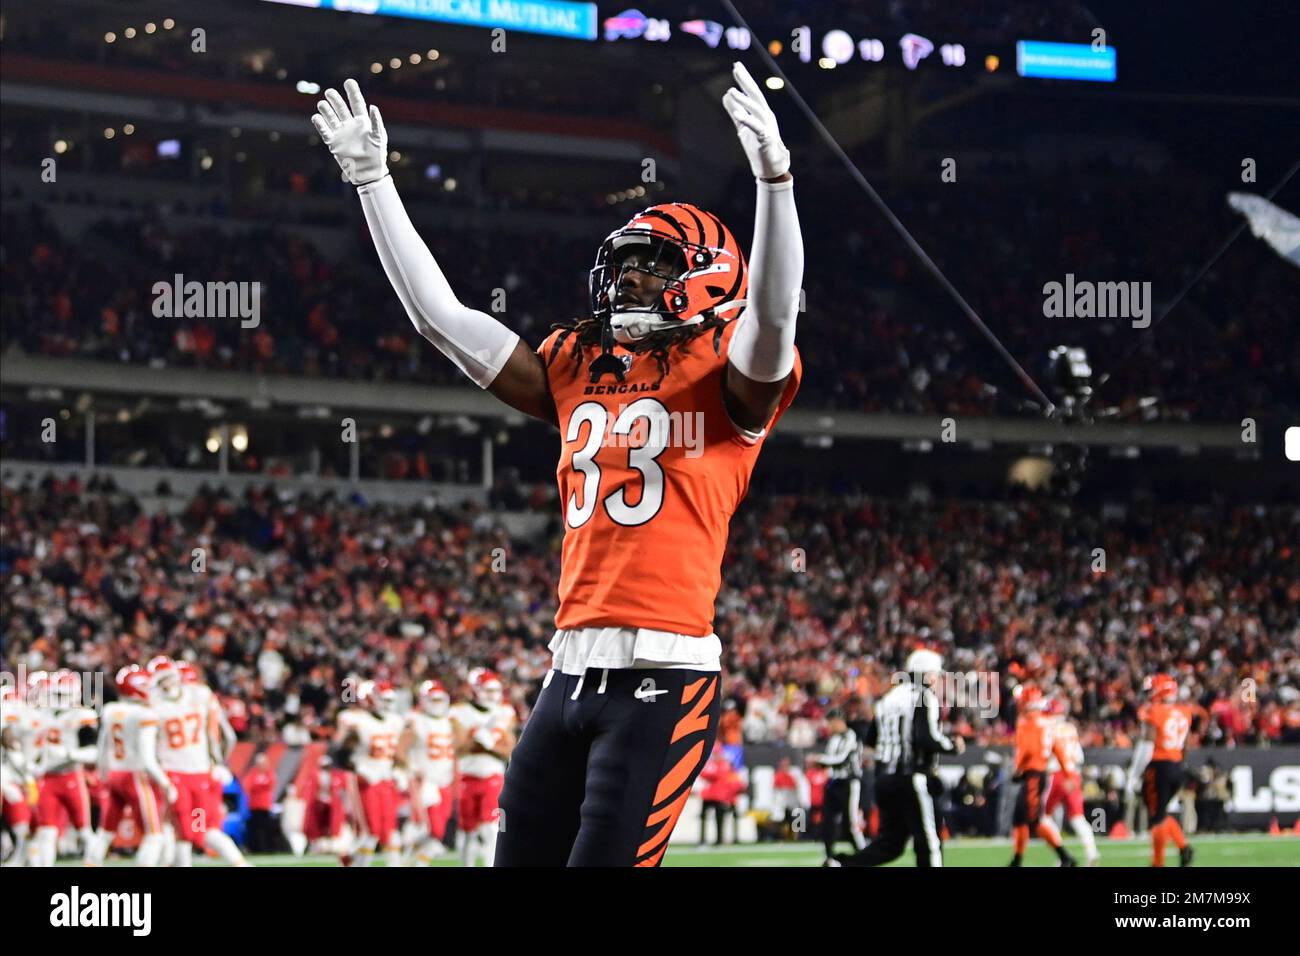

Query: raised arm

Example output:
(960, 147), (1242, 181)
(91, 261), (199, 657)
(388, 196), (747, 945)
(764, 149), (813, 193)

(720, 62), (804, 432)
(313, 80), (556, 425)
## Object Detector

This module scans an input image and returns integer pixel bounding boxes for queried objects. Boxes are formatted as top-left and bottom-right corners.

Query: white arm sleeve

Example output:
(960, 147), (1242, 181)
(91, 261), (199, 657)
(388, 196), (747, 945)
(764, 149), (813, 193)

(139, 724), (170, 791)
(728, 177), (803, 383)
(357, 176), (520, 387)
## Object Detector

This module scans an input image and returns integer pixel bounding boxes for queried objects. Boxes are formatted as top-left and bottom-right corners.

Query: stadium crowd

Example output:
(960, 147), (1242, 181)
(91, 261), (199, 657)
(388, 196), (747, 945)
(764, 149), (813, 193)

(4, 473), (1296, 753)
(5, 163), (1296, 426)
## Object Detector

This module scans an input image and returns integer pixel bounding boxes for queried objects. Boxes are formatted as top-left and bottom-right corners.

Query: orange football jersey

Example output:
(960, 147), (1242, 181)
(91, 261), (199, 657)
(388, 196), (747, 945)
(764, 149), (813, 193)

(1138, 701), (1194, 762)
(1014, 712), (1055, 774)
(536, 319), (801, 636)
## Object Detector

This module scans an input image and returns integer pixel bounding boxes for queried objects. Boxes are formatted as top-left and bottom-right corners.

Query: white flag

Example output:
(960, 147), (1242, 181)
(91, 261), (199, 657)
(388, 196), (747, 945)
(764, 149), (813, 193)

(1227, 193), (1300, 267)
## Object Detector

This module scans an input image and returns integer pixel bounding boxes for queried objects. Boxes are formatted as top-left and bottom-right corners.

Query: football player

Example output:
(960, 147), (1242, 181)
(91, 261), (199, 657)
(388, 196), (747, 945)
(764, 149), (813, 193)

(1008, 685), (1077, 867)
(1127, 674), (1201, 867)
(149, 657), (249, 867)
(312, 59), (802, 865)
(29, 670), (98, 867)
(335, 679), (403, 867)
(1, 684), (37, 867)
(399, 679), (456, 865)
(88, 666), (175, 866)
(1044, 697), (1099, 866)
(448, 670), (515, 868)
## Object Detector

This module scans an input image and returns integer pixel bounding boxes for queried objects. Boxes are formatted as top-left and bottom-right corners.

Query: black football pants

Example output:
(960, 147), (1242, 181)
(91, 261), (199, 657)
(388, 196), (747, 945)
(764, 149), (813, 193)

(841, 772), (945, 868)
(494, 667), (721, 867)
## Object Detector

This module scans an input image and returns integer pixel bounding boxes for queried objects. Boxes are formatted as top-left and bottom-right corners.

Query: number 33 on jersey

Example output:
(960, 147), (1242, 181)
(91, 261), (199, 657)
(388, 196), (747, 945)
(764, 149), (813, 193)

(537, 320), (801, 637)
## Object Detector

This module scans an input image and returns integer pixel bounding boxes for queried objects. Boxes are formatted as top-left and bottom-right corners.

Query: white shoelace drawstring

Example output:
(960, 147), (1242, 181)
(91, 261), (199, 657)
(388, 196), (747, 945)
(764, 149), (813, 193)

(570, 668), (611, 700)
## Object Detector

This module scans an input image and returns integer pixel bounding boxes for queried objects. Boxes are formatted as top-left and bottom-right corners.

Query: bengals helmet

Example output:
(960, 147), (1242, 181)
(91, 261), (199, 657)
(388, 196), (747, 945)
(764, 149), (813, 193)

(1015, 684), (1046, 711)
(1143, 673), (1178, 703)
(589, 202), (748, 345)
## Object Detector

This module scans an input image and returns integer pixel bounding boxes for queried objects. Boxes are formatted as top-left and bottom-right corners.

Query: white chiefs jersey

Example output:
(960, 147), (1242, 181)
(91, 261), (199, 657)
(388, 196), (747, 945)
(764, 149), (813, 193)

(339, 709), (403, 785)
(32, 707), (98, 775)
(403, 711), (455, 788)
(100, 701), (161, 774)
(449, 702), (515, 778)
(1048, 720), (1085, 776)
(2, 700), (36, 800)
(154, 692), (214, 774)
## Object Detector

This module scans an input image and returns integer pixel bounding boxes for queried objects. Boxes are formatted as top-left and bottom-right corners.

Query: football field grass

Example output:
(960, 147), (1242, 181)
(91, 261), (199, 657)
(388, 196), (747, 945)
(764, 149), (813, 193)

(66, 833), (1300, 867)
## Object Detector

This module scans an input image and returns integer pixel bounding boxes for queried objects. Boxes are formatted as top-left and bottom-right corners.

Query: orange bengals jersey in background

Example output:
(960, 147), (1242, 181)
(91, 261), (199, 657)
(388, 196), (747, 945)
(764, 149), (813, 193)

(1014, 711), (1056, 775)
(1138, 701), (1198, 762)
(537, 319), (801, 637)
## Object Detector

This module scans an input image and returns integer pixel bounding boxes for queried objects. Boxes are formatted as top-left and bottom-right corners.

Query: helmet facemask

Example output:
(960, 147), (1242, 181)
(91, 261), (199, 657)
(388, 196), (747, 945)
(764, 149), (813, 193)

(590, 235), (694, 346)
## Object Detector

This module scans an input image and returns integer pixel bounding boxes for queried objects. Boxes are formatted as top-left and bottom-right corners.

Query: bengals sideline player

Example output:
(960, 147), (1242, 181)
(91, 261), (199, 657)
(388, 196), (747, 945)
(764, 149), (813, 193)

(313, 60), (803, 865)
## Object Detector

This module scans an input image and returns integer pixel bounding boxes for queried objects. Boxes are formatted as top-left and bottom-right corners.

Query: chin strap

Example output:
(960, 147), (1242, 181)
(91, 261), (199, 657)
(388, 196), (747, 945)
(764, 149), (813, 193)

(588, 320), (627, 383)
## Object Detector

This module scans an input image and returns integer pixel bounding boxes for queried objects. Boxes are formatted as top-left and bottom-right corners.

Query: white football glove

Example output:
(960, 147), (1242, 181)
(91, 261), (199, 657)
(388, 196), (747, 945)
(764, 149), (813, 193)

(722, 61), (790, 180)
(312, 78), (389, 186)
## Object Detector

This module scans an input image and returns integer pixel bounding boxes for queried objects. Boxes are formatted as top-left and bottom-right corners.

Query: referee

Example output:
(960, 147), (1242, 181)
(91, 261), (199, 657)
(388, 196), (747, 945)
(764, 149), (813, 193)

(837, 649), (964, 867)
(815, 709), (866, 866)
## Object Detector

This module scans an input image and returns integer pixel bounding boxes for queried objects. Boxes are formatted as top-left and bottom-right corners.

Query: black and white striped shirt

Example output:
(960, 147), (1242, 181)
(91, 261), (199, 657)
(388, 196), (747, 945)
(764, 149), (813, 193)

(816, 729), (863, 780)
(867, 681), (955, 776)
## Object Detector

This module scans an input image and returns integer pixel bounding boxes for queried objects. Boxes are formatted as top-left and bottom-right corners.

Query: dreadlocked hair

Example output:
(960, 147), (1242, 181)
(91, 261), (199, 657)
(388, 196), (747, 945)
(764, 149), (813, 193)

(548, 311), (731, 383)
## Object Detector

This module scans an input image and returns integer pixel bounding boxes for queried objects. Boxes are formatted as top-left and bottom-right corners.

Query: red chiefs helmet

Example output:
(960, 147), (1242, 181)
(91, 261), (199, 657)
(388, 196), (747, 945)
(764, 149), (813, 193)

(147, 656), (182, 698)
(1143, 674), (1178, 703)
(1046, 696), (1066, 717)
(589, 202), (748, 347)
(1015, 684), (1046, 711)
(357, 679), (396, 712)
(178, 661), (201, 685)
(115, 665), (152, 702)
(418, 679), (450, 716)
(469, 668), (504, 707)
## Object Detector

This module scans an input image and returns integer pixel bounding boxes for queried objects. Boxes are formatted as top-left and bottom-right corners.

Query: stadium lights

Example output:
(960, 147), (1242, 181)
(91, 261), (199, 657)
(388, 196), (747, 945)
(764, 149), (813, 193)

(104, 32), (116, 43)
(230, 426), (250, 453)
(371, 62), (383, 74)
(817, 57), (836, 69)
(163, 18), (175, 30)
(54, 140), (70, 154)
(200, 155), (214, 170)
(389, 57), (402, 69)
(427, 49), (440, 60)
(985, 54), (1000, 72)
(205, 430), (222, 454)
(444, 178), (457, 191)
(410, 53), (422, 64)
(765, 77), (784, 91)
(296, 80), (321, 94)
(123, 124), (135, 135)
(124, 27), (137, 39)
(103, 128), (116, 140)
(767, 40), (782, 55)
(145, 22), (157, 34)
(389, 150), (402, 163)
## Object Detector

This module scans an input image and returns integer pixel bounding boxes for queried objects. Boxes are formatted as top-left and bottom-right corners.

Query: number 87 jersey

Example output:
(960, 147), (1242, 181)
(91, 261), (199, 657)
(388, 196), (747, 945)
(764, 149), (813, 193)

(536, 319), (801, 637)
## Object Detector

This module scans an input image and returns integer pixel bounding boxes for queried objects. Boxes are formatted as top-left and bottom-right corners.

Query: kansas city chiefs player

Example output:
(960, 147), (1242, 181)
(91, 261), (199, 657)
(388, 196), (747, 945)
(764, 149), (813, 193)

(29, 670), (98, 867)
(335, 679), (403, 867)
(149, 657), (248, 866)
(88, 666), (174, 866)
(1044, 696), (1099, 866)
(448, 669), (515, 867)
(399, 679), (456, 865)
(1, 683), (38, 867)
